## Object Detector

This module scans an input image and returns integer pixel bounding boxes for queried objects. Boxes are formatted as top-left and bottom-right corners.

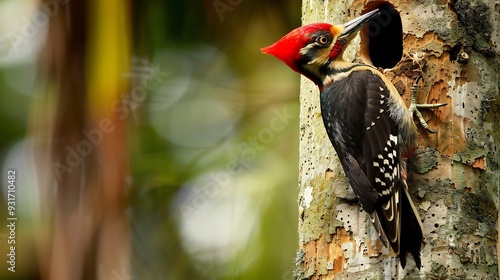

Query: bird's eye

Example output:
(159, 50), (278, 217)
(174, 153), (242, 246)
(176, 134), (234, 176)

(316, 35), (331, 46)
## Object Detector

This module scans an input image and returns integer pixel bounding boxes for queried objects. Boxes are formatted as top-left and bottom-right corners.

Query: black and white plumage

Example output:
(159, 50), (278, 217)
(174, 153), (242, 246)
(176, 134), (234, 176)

(261, 9), (424, 269)
(320, 67), (423, 268)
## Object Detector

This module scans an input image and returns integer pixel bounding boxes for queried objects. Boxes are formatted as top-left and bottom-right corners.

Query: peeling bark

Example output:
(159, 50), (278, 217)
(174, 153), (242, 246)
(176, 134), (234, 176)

(296, 0), (499, 279)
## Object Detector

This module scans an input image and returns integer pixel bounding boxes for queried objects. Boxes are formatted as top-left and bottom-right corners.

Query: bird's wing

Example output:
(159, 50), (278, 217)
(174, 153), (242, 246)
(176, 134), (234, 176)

(320, 69), (403, 250)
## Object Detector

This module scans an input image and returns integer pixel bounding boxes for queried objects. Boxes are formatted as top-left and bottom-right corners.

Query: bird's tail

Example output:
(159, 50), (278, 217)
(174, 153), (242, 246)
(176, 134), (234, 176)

(370, 179), (423, 269)
(398, 180), (423, 269)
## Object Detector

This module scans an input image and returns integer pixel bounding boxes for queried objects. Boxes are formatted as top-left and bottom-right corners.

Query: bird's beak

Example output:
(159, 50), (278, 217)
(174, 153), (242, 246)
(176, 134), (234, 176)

(339, 9), (380, 39)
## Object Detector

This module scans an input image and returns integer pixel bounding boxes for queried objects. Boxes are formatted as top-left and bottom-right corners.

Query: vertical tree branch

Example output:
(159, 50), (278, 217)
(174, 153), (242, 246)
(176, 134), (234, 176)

(34, 0), (132, 279)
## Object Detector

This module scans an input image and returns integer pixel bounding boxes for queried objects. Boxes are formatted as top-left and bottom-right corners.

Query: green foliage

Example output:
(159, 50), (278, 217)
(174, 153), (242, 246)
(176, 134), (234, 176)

(128, 0), (301, 279)
(0, 0), (302, 279)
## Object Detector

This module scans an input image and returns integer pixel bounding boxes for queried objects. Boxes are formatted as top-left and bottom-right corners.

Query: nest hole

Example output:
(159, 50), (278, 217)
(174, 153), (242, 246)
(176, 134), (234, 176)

(360, 2), (403, 69)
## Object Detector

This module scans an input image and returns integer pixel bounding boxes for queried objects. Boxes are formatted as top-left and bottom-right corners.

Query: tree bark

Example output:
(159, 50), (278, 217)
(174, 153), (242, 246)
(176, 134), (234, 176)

(295, 0), (500, 279)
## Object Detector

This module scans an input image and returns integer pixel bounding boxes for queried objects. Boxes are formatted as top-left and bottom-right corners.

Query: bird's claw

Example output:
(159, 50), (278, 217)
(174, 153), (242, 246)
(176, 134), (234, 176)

(409, 75), (447, 134)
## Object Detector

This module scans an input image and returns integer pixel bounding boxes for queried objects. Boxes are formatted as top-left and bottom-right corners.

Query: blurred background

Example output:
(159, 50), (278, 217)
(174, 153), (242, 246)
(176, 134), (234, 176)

(0, 0), (301, 279)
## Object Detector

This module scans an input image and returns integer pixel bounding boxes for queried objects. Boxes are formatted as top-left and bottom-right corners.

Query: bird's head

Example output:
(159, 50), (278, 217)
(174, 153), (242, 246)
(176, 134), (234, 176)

(261, 9), (380, 86)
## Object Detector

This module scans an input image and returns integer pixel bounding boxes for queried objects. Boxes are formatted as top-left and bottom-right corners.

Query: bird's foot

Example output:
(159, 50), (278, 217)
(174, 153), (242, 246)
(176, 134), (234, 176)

(408, 76), (447, 133)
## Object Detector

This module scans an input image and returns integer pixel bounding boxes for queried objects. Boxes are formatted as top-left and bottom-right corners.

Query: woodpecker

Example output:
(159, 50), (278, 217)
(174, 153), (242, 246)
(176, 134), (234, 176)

(261, 9), (424, 268)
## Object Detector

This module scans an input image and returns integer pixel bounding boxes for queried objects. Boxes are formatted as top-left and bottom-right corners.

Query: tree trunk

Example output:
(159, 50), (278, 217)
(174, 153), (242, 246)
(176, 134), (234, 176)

(295, 0), (500, 279)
